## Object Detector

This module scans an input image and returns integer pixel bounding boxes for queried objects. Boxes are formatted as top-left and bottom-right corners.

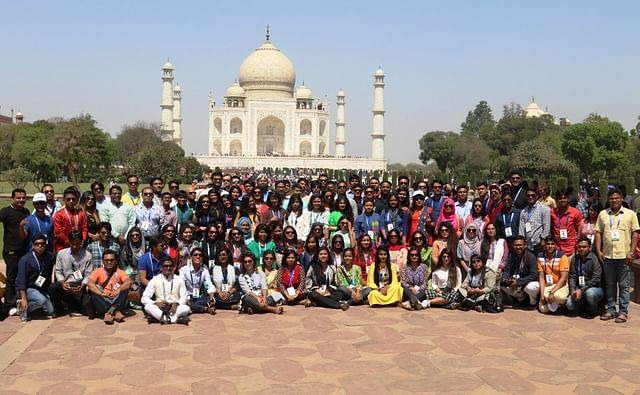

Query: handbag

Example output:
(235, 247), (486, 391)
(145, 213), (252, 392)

(485, 289), (504, 313)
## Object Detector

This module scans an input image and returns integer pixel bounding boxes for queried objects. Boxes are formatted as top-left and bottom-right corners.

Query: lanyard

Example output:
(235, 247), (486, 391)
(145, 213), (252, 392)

(162, 275), (174, 299)
(344, 266), (356, 285)
(556, 209), (570, 228)
(288, 268), (295, 287)
(64, 209), (79, 229)
(409, 265), (421, 285)
(190, 268), (202, 289)
(222, 267), (228, 284)
(513, 187), (523, 203)
(526, 206), (535, 222)
(502, 212), (514, 227)
(32, 252), (42, 274)
(609, 213), (621, 230)
(149, 253), (160, 275)
(577, 257), (586, 277)
(543, 251), (559, 275)
(272, 209), (281, 221)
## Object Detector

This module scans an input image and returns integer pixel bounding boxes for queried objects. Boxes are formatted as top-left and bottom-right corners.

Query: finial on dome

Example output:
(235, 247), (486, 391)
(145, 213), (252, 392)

(208, 89), (212, 99)
(266, 25), (270, 41)
(531, 96), (535, 103)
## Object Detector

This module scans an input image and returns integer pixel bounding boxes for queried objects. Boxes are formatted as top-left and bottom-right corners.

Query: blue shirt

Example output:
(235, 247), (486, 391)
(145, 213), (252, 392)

(24, 214), (53, 252)
(16, 251), (54, 292)
(138, 251), (168, 282)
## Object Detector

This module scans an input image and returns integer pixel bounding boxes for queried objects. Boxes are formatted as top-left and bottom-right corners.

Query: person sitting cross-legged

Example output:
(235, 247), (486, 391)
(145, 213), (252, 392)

(141, 256), (191, 324)
(179, 247), (216, 315)
(86, 249), (131, 324)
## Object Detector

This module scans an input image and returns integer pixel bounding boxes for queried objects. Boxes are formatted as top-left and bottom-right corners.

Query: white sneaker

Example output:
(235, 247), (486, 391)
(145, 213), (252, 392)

(9, 307), (19, 316)
(421, 300), (430, 309)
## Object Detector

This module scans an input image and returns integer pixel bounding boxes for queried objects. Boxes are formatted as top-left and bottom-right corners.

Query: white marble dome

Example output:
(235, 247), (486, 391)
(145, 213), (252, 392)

(295, 83), (312, 99)
(225, 80), (245, 97)
(238, 40), (296, 98)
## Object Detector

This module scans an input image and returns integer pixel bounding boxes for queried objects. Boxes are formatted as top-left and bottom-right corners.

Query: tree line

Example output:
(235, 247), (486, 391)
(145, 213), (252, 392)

(0, 115), (207, 187)
(419, 101), (640, 189)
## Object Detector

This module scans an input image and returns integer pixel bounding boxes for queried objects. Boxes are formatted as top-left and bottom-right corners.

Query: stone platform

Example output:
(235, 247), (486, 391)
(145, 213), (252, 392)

(1, 303), (639, 394)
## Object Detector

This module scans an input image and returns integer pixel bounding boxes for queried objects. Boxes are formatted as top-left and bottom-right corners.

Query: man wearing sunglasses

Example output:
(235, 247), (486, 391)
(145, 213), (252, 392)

(141, 256), (190, 325)
(38, 184), (61, 216)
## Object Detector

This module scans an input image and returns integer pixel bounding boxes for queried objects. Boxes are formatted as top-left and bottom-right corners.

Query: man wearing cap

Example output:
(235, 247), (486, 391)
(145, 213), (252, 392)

(19, 192), (54, 253)
(141, 256), (191, 325)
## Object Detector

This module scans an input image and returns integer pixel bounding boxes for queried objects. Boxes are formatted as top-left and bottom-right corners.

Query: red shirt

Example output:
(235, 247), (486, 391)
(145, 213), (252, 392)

(53, 207), (88, 251)
(550, 206), (583, 256)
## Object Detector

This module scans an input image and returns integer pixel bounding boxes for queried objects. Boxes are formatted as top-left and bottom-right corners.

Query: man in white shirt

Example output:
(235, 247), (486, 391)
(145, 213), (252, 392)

(141, 257), (191, 324)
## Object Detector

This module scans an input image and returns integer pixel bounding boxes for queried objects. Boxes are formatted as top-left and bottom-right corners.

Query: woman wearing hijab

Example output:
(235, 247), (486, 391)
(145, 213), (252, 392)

(235, 217), (253, 242)
(457, 223), (481, 274)
(436, 197), (464, 238)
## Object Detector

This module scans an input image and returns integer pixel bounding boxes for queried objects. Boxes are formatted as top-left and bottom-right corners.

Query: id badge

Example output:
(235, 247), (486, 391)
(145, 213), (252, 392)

(192, 288), (200, 298)
(320, 285), (327, 292)
(113, 282), (121, 290)
(513, 274), (520, 280)
(287, 286), (296, 296)
(387, 223), (394, 231)
(413, 285), (420, 292)
(611, 230), (620, 241)
(578, 276), (585, 287)
(348, 284), (356, 289)
(140, 220), (151, 231)
(72, 270), (83, 281)
(525, 222), (532, 232)
(208, 259), (215, 267)
(587, 234), (595, 243)
(504, 227), (512, 237)
(35, 275), (46, 287)
(221, 284), (230, 292)
(368, 230), (375, 239)
(545, 274), (553, 286)
(252, 289), (262, 297)
(559, 229), (568, 240)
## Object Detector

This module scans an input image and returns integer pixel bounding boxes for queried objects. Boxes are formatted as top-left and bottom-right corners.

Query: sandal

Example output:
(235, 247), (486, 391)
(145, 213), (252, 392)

(277, 306), (284, 314)
(614, 314), (628, 323)
(600, 312), (615, 321)
(208, 305), (217, 315)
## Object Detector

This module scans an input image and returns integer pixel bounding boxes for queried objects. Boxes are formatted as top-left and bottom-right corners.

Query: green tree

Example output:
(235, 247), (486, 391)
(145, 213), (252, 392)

(561, 120), (629, 179)
(130, 141), (187, 181)
(629, 116), (640, 136)
(461, 100), (495, 138)
(511, 139), (577, 178)
(116, 121), (163, 162)
(11, 120), (59, 181)
(0, 124), (18, 172)
(0, 167), (33, 189)
(418, 131), (460, 173)
(50, 114), (118, 185)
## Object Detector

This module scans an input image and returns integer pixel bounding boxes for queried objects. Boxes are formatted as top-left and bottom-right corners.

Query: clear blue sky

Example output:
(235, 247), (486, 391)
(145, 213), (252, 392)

(2, 1), (639, 164)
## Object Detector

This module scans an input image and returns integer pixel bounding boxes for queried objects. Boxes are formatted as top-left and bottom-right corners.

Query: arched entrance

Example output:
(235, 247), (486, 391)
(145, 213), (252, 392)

(257, 116), (285, 155)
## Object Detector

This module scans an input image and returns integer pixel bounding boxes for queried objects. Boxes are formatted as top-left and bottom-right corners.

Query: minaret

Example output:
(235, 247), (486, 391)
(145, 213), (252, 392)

(160, 59), (175, 142)
(371, 67), (386, 160)
(335, 89), (346, 157)
(172, 84), (183, 147)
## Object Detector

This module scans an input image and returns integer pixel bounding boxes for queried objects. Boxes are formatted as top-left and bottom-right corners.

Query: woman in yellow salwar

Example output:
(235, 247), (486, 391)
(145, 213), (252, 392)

(367, 247), (403, 306)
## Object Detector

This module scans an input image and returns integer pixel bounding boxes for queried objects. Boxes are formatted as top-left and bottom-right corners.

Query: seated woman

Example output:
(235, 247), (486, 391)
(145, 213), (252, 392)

(276, 249), (308, 305)
(366, 247), (404, 307)
(336, 247), (367, 305)
(179, 247), (216, 314)
(329, 233), (346, 266)
(305, 247), (350, 310)
(210, 248), (242, 310)
(299, 234), (319, 273)
(262, 250), (285, 305)
(177, 224), (200, 269)
(409, 231), (432, 270)
(238, 253), (283, 315)
(399, 246), (430, 310)
(425, 248), (462, 308)
(458, 254), (497, 312)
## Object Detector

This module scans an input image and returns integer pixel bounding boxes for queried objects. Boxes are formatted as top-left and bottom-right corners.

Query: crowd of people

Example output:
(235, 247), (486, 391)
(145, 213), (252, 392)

(0, 169), (637, 325)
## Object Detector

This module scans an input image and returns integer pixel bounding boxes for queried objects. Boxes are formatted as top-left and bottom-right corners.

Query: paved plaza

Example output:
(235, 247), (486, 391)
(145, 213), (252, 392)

(1, 302), (639, 394)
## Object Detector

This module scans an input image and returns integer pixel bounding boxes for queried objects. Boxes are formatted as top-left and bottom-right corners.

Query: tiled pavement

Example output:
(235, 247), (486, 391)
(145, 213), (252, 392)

(1, 303), (640, 394)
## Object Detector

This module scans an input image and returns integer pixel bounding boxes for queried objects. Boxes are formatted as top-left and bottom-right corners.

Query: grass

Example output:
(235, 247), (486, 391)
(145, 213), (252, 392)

(0, 182), (93, 195)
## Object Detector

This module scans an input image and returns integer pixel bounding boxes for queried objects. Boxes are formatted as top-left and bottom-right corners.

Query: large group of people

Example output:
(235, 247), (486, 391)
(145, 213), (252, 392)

(0, 169), (637, 325)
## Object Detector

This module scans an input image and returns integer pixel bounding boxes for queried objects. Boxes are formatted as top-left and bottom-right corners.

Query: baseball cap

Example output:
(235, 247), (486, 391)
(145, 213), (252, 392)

(33, 193), (47, 203)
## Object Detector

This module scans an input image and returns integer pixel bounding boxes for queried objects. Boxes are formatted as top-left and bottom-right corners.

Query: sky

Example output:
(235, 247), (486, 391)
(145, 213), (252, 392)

(2, 1), (639, 164)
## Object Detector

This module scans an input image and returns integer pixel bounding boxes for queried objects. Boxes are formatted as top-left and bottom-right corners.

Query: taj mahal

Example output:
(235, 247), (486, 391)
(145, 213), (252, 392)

(159, 30), (388, 171)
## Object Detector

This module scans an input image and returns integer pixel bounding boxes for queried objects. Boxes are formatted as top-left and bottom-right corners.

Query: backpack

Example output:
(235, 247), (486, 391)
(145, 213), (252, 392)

(485, 289), (504, 313)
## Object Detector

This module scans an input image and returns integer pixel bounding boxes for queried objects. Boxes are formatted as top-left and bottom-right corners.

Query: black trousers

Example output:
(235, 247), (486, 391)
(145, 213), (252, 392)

(308, 288), (344, 309)
(2, 250), (21, 308)
(49, 282), (91, 314)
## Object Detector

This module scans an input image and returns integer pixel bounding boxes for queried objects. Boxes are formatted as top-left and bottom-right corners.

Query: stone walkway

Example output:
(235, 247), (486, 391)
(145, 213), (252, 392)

(1, 303), (639, 394)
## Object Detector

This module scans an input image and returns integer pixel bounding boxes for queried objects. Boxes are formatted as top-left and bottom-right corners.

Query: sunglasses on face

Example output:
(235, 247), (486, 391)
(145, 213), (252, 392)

(413, 237), (423, 241)
(409, 253), (419, 257)
(161, 265), (173, 268)
(142, 192), (154, 196)
(43, 190), (54, 194)
(264, 257), (274, 260)
(192, 253), (202, 257)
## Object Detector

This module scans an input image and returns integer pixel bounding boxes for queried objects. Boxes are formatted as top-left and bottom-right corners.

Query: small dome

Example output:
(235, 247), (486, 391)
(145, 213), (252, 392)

(173, 84), (182, 92)
(375, 67), (385, 76)
(226, 81), (246, 97)
(525, 98), (546, 118)
(337, 88), (345, 97)
(15, 111), (23, 117)
(163, 60), (174, 69)
(238, 40), (296, 98)
(296, 84), (312, 99)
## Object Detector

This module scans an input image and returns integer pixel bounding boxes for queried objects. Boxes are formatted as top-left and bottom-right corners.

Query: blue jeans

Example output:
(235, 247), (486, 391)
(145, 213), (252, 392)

(603, 259), (630, 315)
(26, 288), (54, 316)
(566, 287), (604, 315)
